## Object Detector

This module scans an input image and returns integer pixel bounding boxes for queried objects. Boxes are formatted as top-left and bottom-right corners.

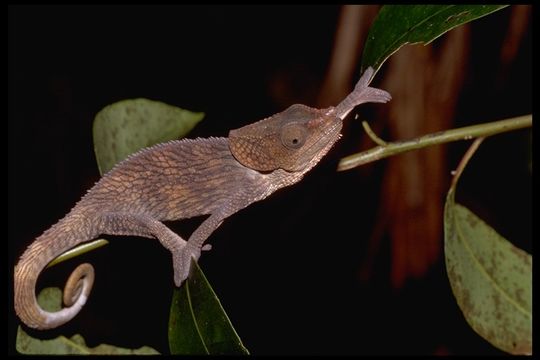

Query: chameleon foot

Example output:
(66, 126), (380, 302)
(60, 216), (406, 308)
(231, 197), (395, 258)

(172, 242), (210, 287)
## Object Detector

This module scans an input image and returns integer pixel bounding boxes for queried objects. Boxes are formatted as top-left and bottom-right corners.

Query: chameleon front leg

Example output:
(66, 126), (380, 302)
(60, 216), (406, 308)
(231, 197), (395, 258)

(173, 211), (227, 285)
(100, 212), (213, 287)
(331, 67), (392, 119)
(99, 212), (202, 286)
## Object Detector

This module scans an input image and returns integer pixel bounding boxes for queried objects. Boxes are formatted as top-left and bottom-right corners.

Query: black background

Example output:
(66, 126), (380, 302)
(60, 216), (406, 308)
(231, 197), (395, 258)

(9, 5), (531, 355)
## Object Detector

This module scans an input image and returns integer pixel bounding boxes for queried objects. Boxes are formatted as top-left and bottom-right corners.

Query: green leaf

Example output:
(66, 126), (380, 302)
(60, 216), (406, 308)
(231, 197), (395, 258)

(16, 288), (160, 355)
(168, 259), (249, 355)
(362, 5), (508, 74)
(16, 327), (160, 355)
(444, 142), (532, 355)
(93, 98), (204, 175)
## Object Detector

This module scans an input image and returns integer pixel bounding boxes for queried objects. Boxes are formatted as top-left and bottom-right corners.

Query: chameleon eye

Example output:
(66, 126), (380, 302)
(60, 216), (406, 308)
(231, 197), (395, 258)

(280, 123), (307, 149)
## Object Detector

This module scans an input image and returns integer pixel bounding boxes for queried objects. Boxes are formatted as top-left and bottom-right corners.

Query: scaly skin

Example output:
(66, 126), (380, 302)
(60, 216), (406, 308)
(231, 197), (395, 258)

(14, 67), (391, 330)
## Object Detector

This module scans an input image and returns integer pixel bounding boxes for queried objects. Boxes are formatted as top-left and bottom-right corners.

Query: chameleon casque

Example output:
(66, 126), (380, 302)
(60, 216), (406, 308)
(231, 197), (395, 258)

(14, 67), (391, 330)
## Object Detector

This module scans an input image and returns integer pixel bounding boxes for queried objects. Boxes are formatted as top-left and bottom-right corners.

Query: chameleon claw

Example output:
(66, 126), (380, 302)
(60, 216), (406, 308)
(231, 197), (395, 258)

(355, 66), (375, 90)
(202, 244), (212, 251)
(331, 66), (391, 119)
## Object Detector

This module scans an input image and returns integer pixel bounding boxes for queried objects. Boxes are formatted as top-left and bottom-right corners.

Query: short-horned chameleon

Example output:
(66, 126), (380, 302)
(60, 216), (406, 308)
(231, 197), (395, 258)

(14, 67), (391, 329)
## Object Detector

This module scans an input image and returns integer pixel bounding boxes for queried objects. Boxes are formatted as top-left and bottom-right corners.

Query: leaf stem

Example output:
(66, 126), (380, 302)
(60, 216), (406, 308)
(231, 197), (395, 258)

(450, 137), (484, 191)
(362, 121), (388, 146)
(338, 114), (532, 171)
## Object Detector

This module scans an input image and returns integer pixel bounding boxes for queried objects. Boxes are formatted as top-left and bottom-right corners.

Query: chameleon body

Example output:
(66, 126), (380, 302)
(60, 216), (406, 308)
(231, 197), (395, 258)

(14, 67), (391, 329)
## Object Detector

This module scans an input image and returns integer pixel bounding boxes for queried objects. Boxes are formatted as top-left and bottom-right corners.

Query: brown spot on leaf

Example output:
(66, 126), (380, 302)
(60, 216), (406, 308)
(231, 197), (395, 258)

(445, 11), (471, 23)
(464, 211), (478, 229)
(514, 287), (526, 308)
(459, 288), (473, 315)
(510, 245), (531, 266)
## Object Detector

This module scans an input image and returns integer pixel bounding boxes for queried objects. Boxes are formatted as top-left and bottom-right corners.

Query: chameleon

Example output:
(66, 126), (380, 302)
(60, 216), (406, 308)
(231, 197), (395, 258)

(14, 67), (391, 330)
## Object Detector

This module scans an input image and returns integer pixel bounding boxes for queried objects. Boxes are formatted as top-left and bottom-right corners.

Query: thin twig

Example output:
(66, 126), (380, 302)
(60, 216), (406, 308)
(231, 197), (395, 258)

(450, 137), (485, 190)
(338, 114), (532, 171)
(362, 120), (388, 146)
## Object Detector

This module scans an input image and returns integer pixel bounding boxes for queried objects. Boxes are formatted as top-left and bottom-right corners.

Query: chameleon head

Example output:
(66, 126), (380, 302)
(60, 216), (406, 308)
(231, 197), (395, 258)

(229, 104), (343, 172)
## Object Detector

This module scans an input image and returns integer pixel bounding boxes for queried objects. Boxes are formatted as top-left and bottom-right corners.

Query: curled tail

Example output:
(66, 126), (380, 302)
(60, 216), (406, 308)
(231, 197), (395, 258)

(14, 213), (98, 329)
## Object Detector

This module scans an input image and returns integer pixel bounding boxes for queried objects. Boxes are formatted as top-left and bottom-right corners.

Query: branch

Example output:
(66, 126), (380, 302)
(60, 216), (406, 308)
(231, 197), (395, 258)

(337, 114), (532, 171)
